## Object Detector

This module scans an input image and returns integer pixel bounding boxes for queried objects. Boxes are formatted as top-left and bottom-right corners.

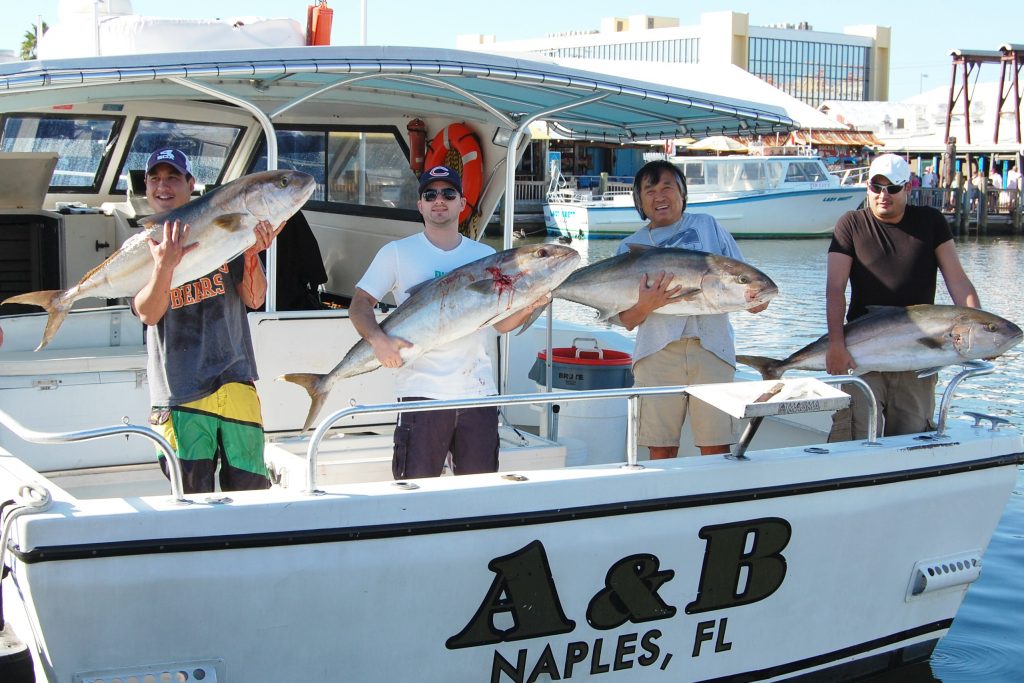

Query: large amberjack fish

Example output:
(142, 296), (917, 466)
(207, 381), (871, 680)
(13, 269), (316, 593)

(519, 245), (778, 331)
(4, 170), (316, 350)
(280, 244), (580, 432)
(738, 304), (1023, 380)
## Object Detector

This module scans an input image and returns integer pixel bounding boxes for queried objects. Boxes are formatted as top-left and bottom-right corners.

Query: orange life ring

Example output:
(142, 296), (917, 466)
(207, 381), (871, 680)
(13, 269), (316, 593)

(424, 123), (483, 228)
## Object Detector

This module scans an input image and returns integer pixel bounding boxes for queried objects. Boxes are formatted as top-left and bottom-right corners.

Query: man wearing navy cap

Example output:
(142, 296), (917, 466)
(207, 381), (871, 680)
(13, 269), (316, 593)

(134, 147), (282, 492)
(826, 153), (980, 439)
(349, 165), (548, 479)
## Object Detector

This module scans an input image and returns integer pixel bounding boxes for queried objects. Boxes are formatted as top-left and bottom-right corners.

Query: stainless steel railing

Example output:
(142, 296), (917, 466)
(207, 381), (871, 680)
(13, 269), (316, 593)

(0, 409), (189, 503)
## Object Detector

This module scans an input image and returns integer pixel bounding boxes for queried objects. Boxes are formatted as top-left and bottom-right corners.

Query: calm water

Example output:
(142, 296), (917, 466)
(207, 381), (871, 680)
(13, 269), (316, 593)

(491, 233), (1024, 681)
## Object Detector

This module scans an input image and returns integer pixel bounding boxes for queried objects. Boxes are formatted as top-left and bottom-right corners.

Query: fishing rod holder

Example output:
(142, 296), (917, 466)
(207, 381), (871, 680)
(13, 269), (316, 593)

(934, 360), (995, 438)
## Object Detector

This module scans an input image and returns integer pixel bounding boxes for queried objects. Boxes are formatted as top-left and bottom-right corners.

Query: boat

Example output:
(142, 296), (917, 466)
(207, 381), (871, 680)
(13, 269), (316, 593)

(544, 153), (865, 239)
(0, 45), (1021, 682)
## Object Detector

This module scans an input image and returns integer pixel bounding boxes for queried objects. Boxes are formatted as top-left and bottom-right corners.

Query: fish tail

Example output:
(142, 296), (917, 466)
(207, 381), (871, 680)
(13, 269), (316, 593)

(736, 355), (784, 380)
(278, 372), (330, 433)
(2, 290), (72, 351)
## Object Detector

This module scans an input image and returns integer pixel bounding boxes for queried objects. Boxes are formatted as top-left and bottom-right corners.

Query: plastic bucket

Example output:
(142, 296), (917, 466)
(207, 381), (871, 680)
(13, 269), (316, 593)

(529, 338), (632, 465)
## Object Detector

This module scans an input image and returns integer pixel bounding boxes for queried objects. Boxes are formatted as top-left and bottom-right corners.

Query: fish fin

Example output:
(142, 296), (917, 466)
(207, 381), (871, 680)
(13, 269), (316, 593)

(676, 288), (702, 301)
(277, 372), (329, 433)
(140, 209), (173, 228)
(467, 279), (499, 295)
(627, 243), (655, 253)
(916, 366), (944, 378)
(2, 289), (71, 351)
(736, 355), (784, 380)
(917, 336), (946, 350)
(515, 306), (546, 335)
(212, 213), (248, 231)
(403, 276), (443, 298)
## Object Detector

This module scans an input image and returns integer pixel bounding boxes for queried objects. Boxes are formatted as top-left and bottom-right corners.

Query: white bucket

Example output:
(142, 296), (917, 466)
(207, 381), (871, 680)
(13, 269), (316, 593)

(538, 387), (627, 465)
(558, 436), (589, 467)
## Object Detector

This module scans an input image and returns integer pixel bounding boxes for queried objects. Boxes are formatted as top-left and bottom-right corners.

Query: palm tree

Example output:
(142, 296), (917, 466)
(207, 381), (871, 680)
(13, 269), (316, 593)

(20, 21), (47, 61)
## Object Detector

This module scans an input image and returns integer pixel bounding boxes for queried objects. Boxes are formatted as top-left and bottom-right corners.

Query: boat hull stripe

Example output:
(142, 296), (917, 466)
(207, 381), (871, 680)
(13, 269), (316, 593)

(12, 452), (1022, 564)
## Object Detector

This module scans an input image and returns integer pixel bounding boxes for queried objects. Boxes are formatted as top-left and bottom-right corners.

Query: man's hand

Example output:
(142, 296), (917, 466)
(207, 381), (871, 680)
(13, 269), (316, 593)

(148, 219), (197, 269)
(370, 335), (413, 369)
(825, 343), (856, 376)
(245, 219), (286, 257)
(638, 270), (684, 311)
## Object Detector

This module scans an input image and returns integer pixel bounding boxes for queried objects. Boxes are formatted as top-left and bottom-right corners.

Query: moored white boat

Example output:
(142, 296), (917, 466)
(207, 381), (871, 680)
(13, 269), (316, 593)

(0, 45), (1020, 682)
(544, 155), (864, 239)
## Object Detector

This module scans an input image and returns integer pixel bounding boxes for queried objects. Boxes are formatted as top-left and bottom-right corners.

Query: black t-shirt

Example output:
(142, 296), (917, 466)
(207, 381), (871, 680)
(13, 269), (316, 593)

(828, 205), (953, 321)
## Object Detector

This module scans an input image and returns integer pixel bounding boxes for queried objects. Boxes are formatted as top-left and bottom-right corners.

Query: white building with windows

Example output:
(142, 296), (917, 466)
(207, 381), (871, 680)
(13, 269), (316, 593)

(458, 11), (890, 108)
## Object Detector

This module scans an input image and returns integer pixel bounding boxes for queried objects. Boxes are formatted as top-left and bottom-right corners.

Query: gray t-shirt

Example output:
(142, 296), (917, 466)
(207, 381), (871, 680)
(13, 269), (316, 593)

(145, 257), (259, 406)
(617, 213), (743, 367)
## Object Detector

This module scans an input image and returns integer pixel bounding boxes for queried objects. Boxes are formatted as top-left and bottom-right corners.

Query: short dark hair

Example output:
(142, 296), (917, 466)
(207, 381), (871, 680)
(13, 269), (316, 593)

(632, 160), (688, 220)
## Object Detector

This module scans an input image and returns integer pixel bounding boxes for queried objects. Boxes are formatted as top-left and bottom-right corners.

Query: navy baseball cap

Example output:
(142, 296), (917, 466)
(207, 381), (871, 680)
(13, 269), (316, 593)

(146, 148), (193, 177)
(418, 165), (462, 194)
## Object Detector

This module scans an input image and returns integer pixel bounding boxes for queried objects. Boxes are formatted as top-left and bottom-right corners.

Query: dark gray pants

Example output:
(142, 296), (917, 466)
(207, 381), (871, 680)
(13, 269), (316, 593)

(393, 397), (499, 479)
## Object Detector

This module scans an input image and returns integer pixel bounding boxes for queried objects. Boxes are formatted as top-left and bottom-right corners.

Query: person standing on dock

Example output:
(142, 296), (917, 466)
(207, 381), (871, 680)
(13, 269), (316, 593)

(348, 165), (549, 479)
(134, 148), (282, 493)
(615, 160), (769, 460)
(825, 153), (980, 440)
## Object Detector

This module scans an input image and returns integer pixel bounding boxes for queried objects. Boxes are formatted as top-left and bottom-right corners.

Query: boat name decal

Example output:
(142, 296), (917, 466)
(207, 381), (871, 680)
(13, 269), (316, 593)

(447, 516), (791, 680)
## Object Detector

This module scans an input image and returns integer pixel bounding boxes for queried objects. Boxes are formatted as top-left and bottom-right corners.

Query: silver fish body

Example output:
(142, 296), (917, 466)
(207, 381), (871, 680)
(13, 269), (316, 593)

(4, 170), (316, 350)
(738, 305), (1023, 380)
(553, 247), (778, 323)
(281, 244), (581, 431)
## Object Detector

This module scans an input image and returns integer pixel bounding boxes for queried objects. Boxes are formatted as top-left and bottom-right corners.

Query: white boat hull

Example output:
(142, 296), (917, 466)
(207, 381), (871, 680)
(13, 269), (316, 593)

(2, 424), (1019, 681)
(545, 187), (863, 239)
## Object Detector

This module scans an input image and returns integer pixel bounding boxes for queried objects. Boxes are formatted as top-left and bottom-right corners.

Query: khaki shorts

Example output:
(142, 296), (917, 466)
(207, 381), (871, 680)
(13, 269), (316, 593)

(633, 338), (737, 448)
(828, 370), (937, 441)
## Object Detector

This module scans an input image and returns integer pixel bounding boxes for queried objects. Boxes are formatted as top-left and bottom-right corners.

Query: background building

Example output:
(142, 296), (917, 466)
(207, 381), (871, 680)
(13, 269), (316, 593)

(458, 11), (890, 108)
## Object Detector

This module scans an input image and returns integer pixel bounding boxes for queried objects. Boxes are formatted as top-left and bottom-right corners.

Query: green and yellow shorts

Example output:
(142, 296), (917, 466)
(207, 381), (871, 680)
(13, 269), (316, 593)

(150, 382), (269, 493)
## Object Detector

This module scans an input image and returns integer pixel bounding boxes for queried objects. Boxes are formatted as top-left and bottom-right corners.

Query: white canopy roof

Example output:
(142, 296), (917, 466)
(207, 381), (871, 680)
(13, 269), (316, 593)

(550, 59), (848, 132)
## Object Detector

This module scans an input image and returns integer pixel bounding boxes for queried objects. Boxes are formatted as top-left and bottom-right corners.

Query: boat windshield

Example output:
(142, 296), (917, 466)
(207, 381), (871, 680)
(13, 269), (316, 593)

(677, 158), (774, 193)
(114, 119), (243, 191)
(1, 114), (122, 192)
(249, 128), (420, 211)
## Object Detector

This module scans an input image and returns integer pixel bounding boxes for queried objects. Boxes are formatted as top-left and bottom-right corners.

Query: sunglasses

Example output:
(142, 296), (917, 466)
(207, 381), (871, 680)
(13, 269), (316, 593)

(421, 188), (460, 201)
(867, 182), (905, 195)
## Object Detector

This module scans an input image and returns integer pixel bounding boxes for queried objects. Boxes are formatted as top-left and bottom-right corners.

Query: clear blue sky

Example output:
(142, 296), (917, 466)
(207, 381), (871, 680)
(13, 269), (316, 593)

(2, 1), (1017, 102)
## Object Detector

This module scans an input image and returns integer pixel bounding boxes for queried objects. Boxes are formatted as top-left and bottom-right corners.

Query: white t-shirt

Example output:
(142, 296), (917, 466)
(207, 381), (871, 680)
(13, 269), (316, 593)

(356, 232), (498, 399)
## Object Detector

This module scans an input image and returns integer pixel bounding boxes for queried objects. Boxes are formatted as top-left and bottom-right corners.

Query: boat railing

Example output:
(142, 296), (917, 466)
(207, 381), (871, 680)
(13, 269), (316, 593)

(833, 166), (869, 185)
(301, 378), (881, 494)
(0, 409), (189, 503)
(934, 361), (996, 437)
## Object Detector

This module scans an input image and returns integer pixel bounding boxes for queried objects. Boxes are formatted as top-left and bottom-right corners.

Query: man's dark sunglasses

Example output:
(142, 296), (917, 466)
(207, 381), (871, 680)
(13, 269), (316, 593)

(421, 188), (460, 201)
(867, 182), (905, 195)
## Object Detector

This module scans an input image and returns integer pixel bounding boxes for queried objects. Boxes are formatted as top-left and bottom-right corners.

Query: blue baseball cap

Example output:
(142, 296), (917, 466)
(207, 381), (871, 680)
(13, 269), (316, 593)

(146, 148), (193, 177)
(418, 165), (463, 194)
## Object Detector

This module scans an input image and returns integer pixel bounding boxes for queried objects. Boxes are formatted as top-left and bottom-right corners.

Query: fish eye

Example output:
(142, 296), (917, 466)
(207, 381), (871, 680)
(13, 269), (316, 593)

(279, 176), (289, 187)
(987, 323), (998, 332)
(537, 248), (549, 257)
(737, 275), (749, 284)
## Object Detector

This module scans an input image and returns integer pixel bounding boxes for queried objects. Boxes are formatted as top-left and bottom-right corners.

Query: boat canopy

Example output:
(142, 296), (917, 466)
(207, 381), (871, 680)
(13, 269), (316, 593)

(0, 46), (795, 143)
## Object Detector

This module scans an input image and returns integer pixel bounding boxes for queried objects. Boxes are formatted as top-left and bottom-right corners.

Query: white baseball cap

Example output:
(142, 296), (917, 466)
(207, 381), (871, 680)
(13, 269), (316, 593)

(868, 154), (911, 185)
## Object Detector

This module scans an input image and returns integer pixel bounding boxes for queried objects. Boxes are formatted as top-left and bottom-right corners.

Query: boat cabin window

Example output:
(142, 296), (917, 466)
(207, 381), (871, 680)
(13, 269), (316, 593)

(113, 119), (243, 192)
(784, 161), (828, 183)
(681, 162), (704, 185)
(249, 127), (420, 216)
(0, 114), (122, 192)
